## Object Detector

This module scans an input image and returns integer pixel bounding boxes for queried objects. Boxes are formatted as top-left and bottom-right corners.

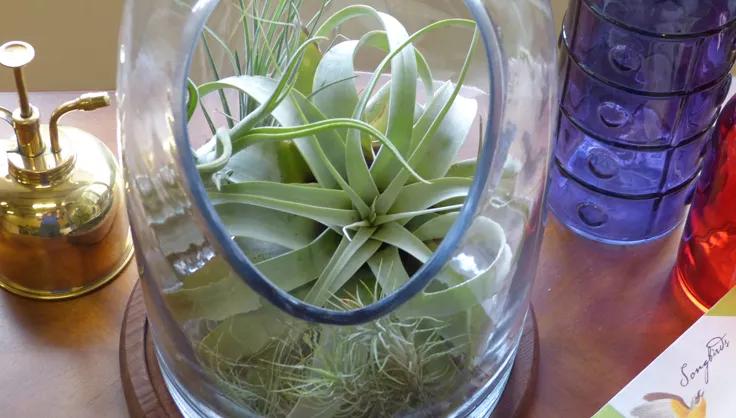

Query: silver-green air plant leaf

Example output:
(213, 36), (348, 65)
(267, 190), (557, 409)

(179, 4), (517, 416)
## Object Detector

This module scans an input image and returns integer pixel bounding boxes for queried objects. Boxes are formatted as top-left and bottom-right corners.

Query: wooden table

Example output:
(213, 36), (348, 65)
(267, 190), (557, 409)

(0, 92), (704, 418)
(0, 92), (135, 418)
(521, 217), (702, 417)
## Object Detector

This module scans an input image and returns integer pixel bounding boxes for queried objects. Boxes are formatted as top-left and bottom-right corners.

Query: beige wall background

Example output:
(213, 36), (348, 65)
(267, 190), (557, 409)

(0, 0), (124, 91)
(0, 0), (568, 91)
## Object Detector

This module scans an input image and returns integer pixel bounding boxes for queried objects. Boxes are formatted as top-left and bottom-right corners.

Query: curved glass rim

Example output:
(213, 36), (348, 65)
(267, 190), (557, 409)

(582, 0), (736, 39)
(173, 0), (507, 325)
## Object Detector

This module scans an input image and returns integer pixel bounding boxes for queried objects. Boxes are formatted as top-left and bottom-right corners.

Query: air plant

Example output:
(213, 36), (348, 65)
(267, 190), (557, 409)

(198, 281), (469, 417)
(168, 1), (515, 416)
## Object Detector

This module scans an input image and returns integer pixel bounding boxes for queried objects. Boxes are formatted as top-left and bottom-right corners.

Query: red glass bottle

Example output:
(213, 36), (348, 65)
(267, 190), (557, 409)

(674, 96), (736, 312)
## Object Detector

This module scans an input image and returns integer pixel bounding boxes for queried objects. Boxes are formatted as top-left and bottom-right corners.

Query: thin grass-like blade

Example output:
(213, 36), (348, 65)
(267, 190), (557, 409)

(233, 119), (427, 184)
(254, 230), (341, 292)
(219, 181), (353, 209)
(357, 30), (434, 105)
(293, 29), (323, 95)
(216, 202), (321, 249)
(374, 204), (463, 226)
(446, 159), (477, 178)
(202, 34), (235, 129)
(200, 75), (336, 188)
(200, 36), (326, 138)
(210, 191), (359, 227)
(389, 177), (471, 215)
(304, 227), (379, 306)
(364, 81), (391, 136)
(199, 305), (295, 363)
(290, 92), (371, 216)
(367, 247), (409, 293)
(398, 218), (512, 318)
(366, 21), (476, 189)
(372, 222), (432, 263)
(412, 212), (460, 241)
(375, 29), (479, 214)
(411, 95), (477, 180)
(197, 129), (233, 174)
(186, 79), (200, 120)
(164, 270), (262, 322)
(311, 40), (360, 127)
(291, 91), (347, 178)
(315, 6), (421, 202)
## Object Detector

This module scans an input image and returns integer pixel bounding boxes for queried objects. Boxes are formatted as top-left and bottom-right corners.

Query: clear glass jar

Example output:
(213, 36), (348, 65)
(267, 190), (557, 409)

(117, 1), (557, 416)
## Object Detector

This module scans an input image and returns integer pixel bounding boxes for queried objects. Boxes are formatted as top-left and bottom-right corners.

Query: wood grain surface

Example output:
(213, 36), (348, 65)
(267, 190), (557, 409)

(520, 217), (702, 418)
(491, 309), (539, 418)
(0, 92), (704, 417)
(0, 92), (136, 418)
(120, 282), (182, 418)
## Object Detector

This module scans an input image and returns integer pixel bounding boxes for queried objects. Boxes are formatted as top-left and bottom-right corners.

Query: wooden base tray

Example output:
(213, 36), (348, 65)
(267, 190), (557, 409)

(120, 281), (538, 417)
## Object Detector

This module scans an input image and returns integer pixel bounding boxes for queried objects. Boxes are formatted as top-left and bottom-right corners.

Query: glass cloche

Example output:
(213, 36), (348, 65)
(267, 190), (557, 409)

(117, 0), (557, 416)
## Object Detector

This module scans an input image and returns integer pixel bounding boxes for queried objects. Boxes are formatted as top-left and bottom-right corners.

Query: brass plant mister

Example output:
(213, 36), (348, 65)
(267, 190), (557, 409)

(0, 41), (132, 300)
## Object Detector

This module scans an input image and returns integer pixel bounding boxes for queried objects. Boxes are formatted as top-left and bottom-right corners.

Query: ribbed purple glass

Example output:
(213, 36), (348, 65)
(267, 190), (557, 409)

(548, 0), (736, 244)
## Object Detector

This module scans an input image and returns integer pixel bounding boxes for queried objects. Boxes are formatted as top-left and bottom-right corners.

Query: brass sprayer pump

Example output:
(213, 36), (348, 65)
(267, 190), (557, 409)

(0, 41), (132, 299)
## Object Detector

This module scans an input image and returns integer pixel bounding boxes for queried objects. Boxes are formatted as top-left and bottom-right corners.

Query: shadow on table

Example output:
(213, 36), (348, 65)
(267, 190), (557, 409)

(524, 216), (703, 417)
(0, 263), (137, 348)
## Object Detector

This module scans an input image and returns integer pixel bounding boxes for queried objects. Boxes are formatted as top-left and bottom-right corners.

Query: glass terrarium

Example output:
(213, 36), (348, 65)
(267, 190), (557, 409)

(117, 0), (556, 416)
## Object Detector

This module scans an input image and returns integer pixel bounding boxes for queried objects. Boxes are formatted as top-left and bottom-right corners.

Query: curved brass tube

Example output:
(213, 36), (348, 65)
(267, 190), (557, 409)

(49, 92), (110, 153)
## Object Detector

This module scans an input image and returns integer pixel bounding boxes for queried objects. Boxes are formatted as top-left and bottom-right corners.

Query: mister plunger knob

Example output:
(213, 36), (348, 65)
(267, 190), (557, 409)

(0, 41), (35, 119)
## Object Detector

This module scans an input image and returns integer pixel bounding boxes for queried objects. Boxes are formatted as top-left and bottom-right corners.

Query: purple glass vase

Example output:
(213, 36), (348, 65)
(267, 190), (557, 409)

(548, 0), (736, 244)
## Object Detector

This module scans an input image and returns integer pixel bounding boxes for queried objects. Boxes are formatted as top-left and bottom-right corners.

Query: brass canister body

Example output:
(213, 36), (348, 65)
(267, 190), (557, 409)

(0, 126), (133, 299)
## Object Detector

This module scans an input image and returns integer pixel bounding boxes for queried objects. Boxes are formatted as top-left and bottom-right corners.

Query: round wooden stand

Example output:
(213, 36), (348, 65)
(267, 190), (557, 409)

(120, 281), (538, 418)
(119, 281), (182, 418)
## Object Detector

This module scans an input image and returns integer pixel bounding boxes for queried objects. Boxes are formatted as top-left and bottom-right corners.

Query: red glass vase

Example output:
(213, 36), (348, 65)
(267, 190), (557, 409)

(674, 96), (736, 311)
